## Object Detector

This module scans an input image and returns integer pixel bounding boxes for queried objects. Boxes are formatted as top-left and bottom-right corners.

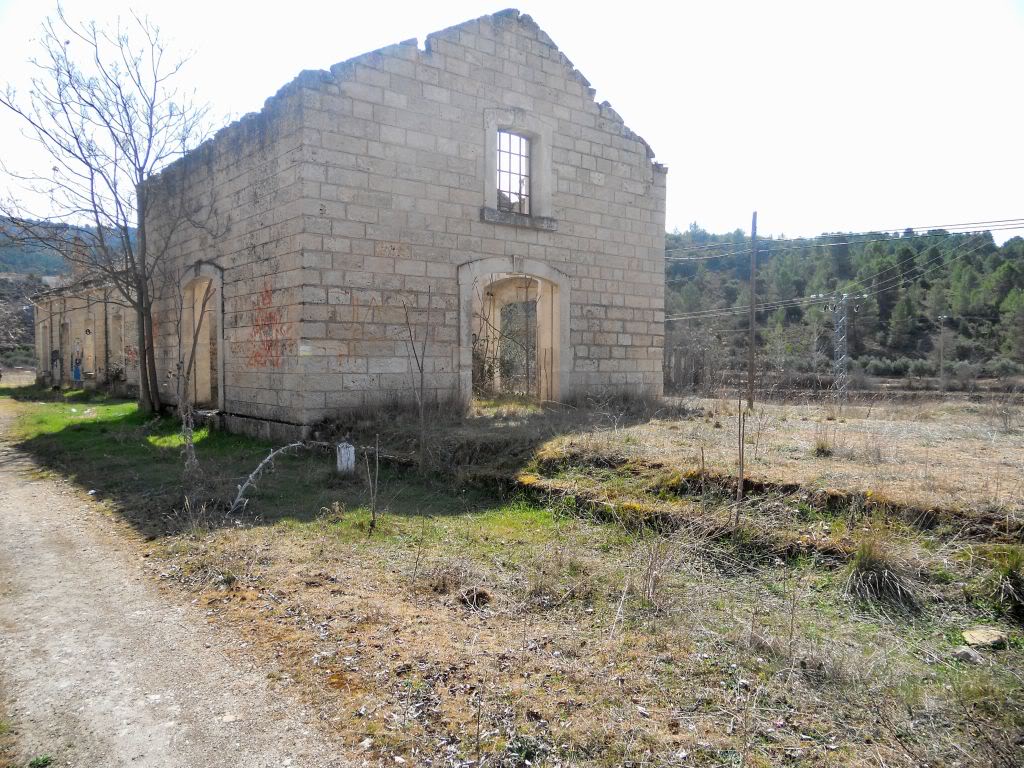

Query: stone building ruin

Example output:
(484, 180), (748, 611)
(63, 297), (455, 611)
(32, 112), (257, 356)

(33, 280), (140, 393)
(146, 9), (667, 439)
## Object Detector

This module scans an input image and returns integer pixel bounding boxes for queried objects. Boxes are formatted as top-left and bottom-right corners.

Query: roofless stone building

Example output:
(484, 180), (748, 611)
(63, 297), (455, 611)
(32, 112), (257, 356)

(147, 9), (667, 439)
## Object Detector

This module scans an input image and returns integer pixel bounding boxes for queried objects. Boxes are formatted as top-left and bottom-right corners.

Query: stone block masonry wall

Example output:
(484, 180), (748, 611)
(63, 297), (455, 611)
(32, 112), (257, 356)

(33, 288), (139, 390)
(146, 9), (666, 437)
(146, 85), (313, 438)
(294, 9), (666, 422)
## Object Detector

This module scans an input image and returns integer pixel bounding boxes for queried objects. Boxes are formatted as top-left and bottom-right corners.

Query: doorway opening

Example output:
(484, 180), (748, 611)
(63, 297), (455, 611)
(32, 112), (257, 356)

(83, 315), (96, 379)
(109, 313), (124, 380)
(181, 276), (221, 409)
(469, 273), (558, 401)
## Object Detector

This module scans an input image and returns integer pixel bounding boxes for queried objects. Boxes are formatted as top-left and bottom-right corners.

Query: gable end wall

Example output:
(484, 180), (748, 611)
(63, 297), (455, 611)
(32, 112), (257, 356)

(294, 10), (666, 419)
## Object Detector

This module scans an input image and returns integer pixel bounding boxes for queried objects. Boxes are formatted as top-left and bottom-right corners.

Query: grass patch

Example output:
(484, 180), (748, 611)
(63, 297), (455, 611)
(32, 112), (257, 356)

(844, 535), (920, 613)
(984, 546), (1024, 621)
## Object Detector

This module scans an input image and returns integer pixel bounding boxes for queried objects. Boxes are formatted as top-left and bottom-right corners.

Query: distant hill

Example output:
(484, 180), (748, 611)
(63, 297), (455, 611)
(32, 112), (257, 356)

(0, 219), (70, 275)
(0, 273), (43, 367)
(0, 239), (69, 275)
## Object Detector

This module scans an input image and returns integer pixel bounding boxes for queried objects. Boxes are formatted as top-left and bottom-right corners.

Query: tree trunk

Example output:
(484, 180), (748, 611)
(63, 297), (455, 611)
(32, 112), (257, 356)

(135, 300), (153, 414)
(143, 299), (161, 411)
(136, 188), (162, 413)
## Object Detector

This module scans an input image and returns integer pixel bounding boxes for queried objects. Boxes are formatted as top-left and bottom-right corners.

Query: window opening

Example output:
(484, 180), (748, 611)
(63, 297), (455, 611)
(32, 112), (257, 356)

(496, 130), (530, 215)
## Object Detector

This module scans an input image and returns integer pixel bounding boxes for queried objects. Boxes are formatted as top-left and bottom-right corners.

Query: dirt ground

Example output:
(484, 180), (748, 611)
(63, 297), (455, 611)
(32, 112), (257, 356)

(0, 399), (350, 768)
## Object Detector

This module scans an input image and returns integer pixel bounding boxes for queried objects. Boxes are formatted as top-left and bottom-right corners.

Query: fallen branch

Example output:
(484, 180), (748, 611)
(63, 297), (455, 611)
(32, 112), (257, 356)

(228, 437), (409, 516)
(229, 441), (308, 514)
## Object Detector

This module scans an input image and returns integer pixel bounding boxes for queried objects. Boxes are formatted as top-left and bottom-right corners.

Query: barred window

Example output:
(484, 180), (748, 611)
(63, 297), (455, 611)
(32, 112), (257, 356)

(496, 130), (530, 215)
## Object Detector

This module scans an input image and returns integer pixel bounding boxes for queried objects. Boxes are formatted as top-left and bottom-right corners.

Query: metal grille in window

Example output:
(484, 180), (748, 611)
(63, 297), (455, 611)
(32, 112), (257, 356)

(497, 130), (530, 215)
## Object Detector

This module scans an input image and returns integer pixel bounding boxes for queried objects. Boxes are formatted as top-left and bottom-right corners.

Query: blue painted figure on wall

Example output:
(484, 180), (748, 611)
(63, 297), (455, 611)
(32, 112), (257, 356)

(72, 338), (83, 386)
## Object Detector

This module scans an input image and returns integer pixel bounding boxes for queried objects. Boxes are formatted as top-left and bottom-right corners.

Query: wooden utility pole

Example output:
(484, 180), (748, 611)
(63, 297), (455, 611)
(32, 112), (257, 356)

(746, 211), (758, 409)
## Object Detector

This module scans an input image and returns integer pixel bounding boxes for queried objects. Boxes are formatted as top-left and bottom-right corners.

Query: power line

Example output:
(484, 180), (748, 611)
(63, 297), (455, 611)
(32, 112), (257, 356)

(664, 217), (1024, 258)
(667, 295), (825, 322)
(665, 223), (1022, 263)
(845, 231), (992, 299)
(664, 216), (1024, 254)
(665, 222), (1023, 261)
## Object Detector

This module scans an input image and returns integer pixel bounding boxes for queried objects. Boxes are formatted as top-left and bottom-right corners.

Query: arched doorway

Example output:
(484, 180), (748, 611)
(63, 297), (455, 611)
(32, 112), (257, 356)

(83, 313), (96, 379)
(458, 257), (570, 404)
(39, 322), (50, 381)
(58, 321), (70, 384)
(180, 266), (224, 410)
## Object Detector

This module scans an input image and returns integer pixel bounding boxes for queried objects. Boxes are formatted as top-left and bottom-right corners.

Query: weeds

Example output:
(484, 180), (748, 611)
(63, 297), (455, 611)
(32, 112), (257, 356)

(845, 536), (920, 613)
(989, 547), (1024, 621)
(424, 559), (478, 596)
(164, 497), (228, 537)
(987, 391), (1022, 433)
(634, 533), (683, 612)
(813, 421), (837, 457)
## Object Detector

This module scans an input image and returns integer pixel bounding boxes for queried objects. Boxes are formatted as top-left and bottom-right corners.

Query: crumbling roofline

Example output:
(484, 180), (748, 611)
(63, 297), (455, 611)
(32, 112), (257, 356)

(150, 8), (659, 187)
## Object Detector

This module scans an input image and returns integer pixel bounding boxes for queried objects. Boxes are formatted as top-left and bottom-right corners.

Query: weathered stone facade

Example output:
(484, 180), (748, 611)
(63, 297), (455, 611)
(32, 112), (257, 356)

(33, 283), (140, 392)
(147, 9), (666, 439)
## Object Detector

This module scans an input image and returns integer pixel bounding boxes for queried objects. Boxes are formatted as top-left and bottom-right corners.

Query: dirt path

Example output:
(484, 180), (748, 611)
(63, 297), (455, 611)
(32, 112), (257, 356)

(0, 400), (349, 768)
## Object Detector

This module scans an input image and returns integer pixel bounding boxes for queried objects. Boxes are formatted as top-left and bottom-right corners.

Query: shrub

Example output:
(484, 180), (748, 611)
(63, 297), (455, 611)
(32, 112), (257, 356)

(907, 359), (934, 379)
(953, 361), (979, 389)
(813, 421), (836, 457)
(863, 357), (913, 377)
(989, 358), (1023, 379)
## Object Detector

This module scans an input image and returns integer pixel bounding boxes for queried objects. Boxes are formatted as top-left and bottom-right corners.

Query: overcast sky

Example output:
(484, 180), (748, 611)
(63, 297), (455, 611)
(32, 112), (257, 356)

(1, 0), (1022, 241)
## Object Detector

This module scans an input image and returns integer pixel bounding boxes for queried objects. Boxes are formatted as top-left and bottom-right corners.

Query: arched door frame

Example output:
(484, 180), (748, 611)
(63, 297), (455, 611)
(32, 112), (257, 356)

(457, 256), (571, 405)
(180, 261), (225, 411)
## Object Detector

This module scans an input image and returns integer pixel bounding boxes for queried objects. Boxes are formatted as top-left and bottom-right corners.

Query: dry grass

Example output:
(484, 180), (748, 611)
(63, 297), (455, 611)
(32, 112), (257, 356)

(142, 469), (1024, 767)
(539, 394), (1024, 515)
(143, 501), (1024, 766)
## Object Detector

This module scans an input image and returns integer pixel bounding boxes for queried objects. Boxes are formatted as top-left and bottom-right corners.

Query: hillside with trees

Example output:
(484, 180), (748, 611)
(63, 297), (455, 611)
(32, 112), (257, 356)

(0, 274), (43, 367)
(665, 224), (1024, 390)
(0, 220), (70, 275)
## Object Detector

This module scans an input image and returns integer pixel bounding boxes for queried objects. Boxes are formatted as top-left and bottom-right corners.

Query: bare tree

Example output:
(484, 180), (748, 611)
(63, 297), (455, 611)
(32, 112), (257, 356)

(402, 286), (431, 470)
(0, 5), (208, 413)
(169, 271), (214, 500)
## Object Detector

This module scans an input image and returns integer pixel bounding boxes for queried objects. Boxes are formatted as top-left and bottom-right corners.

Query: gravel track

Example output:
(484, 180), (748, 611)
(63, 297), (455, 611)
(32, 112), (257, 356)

(0, 400), (349, 768)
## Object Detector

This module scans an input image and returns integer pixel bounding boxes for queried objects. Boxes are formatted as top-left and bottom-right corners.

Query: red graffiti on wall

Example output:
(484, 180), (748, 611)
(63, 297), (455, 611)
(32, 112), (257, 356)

(247, 281), (291, 368)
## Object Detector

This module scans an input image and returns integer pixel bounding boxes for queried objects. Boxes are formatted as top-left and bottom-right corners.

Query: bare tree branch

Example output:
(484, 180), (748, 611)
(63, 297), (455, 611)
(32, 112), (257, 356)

(0, 4), (209, 412)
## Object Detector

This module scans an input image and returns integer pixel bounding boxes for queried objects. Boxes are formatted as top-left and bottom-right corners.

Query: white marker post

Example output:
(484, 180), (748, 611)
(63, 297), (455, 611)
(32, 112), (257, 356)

(336, 442), (356, 475)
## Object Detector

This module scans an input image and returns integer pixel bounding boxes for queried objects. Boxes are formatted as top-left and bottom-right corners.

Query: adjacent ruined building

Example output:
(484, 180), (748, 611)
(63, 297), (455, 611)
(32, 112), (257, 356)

(145, 9), (666, 439)
(33, 279), (140, 393)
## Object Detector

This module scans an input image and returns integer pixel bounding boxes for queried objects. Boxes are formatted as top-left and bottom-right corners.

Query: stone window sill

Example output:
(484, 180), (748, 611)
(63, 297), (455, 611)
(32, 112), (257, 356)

(480, 207), (558, 231)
